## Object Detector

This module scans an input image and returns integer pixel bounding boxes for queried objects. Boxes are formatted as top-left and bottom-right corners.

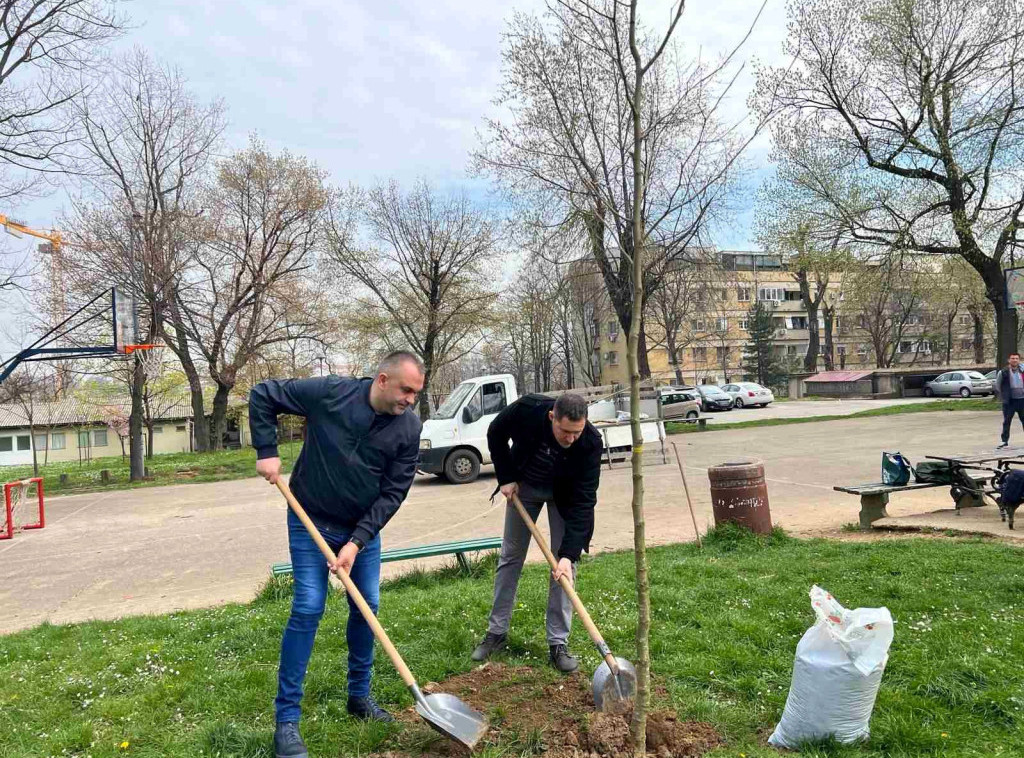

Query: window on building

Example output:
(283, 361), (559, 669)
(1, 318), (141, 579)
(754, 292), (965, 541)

(917, 340), (931, 354)
(837, 345), (847, 355)
(78, 431), (90, 448)
(835, 316), (843, 331)
(739, 318), (750, 330)
(737, 287), (751, 302)
(176, 425), (187, 432)
(93, 429), (108, 447)
(784, 290), (802, 301)
(719, 288), (729, 301)
(858, 315), (868, 328)
(715, 317), (728, 332)
(960, 338), (973, 351)
(152, 425), (163, 434)
(907, 314), (922, 326)
(716, 346), (729, 362)
(16, 435), (30, 451)
(818, 343), (827, 355)
(897, 341), (913, 354)
(607, 351), (618, 365)
(773, 317), (787, 330)
(857, 344), (869, 355)
(758, 287), (783, 302)
(791, 316), (808, 329)
(607, 320), (619, 341)
(787, 345), (799, 356)
(51, 432), (65, 450)
(693, 347), (707, 361)
(33, 433), (47, 450)
(0, 437), (11, 452)
(692, 319), (706, 332)
(958, 314), (972, 326)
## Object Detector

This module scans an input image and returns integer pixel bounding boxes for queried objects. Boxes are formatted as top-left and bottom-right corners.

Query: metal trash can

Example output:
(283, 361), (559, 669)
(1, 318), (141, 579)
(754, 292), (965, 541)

(707, 459), (773, 534)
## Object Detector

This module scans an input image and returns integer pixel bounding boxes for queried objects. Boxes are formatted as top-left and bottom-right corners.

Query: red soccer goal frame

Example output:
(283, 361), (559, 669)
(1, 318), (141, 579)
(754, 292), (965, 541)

(1, 477), (45, 540)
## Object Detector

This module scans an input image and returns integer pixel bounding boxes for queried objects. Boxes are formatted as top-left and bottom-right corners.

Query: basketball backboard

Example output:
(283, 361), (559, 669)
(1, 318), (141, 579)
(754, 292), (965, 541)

(112, 287), (139, 354)
(1006, 267), (1024, 311)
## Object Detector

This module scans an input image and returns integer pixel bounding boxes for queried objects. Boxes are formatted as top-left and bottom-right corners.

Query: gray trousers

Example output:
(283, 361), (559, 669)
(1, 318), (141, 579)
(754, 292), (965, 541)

(487, 481), (575, 646)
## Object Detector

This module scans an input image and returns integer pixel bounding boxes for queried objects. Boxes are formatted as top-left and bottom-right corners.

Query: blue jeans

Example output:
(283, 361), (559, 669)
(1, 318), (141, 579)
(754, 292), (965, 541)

(275, 508), (382, 723)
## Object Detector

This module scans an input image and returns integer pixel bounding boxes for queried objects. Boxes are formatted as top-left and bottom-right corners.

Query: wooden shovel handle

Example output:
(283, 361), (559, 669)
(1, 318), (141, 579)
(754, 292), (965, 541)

(275, 478), (417, 689)
(509, 492), (619, 672)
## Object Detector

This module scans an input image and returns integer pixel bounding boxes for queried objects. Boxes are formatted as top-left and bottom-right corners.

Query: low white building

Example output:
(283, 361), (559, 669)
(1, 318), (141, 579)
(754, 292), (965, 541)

(0, 398), (199, 468)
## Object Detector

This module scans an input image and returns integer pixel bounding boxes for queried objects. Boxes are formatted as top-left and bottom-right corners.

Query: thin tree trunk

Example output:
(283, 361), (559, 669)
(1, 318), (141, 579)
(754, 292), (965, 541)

(418, 362), (433, 419)
(973, 315), (985, 364)
(30, 418), (38, 477)
(129, 355), (145, 481)
(822, 306), (836, 371)
(628, 12), (650, 752)
(946, 316), (954, 365)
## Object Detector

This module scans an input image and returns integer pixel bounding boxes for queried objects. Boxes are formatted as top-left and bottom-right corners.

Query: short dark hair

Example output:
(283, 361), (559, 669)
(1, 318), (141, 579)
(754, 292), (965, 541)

(553, 392), (588, 422)
(1011, 352), (1021, 358)
(377, 351), (425, 376)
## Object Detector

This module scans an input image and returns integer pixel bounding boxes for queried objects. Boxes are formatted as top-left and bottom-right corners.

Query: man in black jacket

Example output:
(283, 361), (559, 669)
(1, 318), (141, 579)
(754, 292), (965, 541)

(997, 352), (1024, 448)
(250, 352), (424, 758)
(471, 392), (602, 673)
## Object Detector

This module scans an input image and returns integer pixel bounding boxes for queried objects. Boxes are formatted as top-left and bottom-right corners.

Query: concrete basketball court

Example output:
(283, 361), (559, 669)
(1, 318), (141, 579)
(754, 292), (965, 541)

(0, 409), (1016, 634)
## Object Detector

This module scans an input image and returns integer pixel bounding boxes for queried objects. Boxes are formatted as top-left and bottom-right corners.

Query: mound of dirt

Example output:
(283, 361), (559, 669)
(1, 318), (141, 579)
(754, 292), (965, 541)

(377, 663), (720, 758)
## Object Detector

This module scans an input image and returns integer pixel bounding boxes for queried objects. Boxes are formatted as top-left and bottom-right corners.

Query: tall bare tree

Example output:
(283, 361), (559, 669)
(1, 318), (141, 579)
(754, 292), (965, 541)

(0, 0), (126, 199)
(327, 180), (498, 419)
(474, 3), (758, 381)
(177, 139), (329, 448)
(758, 0), (1024, 365)
(69, 49), (224, 466)
(848, 255), (928, 368)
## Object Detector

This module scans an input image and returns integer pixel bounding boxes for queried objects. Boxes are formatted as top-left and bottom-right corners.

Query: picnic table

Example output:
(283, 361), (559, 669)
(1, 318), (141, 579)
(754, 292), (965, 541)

(835, 447), (1024, 529)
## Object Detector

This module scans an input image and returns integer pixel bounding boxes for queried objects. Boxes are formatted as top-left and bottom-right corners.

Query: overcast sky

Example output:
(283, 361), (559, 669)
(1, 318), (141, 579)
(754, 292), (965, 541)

(1, 0), (790, 355)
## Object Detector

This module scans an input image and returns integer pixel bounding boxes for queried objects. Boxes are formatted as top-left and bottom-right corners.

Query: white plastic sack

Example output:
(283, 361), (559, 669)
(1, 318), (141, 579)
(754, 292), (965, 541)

(768, 585), (894, 749)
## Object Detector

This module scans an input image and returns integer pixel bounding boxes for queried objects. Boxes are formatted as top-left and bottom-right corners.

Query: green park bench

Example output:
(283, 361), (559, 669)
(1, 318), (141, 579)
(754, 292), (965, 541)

(833, 482), (944, 528)
(270, 536), (503, 577)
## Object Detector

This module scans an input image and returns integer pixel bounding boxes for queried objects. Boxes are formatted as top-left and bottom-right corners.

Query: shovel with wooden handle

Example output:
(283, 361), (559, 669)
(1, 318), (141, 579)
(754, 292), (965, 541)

(509, 492), (636, 711)
(275, 478), (488, 750)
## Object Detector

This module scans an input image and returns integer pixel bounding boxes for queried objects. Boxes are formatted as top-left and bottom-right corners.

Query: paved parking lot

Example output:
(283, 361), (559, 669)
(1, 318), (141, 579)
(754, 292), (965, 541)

(0, 408), (1009, 634)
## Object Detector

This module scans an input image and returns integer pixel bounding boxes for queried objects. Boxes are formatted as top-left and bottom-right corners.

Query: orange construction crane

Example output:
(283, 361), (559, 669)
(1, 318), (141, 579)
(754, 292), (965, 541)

(0, 213), (62, 250)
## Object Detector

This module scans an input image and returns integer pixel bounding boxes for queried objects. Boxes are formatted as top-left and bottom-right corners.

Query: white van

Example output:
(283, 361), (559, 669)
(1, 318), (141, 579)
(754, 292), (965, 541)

(417, 374), (665, 483)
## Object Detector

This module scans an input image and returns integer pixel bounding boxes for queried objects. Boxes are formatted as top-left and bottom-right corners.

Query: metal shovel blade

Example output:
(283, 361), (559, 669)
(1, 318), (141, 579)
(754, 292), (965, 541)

(414, 691), (489, 750)
(592, 656), (638, 712)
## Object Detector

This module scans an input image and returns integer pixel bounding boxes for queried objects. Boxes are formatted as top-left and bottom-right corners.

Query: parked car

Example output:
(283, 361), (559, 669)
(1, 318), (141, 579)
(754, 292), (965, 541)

(923, 371), (994, 398)
(659, 388), (701, 422)
(985, 369), (999, 382)
(694, 384), (734, 411)
(721, 382), (775, 408)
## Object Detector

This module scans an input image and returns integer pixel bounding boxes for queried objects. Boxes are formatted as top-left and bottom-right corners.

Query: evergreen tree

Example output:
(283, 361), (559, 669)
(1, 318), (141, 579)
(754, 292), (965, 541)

(742, 301), (785, 387)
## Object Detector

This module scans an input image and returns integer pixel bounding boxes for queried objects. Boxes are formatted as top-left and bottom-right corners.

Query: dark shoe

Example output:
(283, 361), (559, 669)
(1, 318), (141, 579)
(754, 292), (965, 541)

(999, 441), (1009, 449)
(471, 631), (507, 662)
(274, 722), (308, 758)
(549, 644), (579, 673)
(347, 695), (394, 723)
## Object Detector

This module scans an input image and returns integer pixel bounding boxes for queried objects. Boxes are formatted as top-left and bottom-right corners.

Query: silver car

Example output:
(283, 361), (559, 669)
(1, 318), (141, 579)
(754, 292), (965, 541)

(924, 371), (993, 398)
(721, 382), (775, 408)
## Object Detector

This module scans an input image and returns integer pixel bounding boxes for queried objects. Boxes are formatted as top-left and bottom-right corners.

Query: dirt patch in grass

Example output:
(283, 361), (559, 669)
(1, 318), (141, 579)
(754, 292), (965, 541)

(376, 663), (720, 757)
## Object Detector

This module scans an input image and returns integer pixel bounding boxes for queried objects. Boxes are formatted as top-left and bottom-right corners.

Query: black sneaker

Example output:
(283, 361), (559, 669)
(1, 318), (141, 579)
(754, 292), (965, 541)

(999, 441), (1009, 449)
(549, 644), (579, 673)
(471, 631), (507, 662)
(274, 722), (309, 758)
(347, 695), (394, 723)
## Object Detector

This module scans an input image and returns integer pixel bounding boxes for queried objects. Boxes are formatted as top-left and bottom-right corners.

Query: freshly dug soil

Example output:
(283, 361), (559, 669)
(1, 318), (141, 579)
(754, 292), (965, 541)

(375, 663), (720, 757)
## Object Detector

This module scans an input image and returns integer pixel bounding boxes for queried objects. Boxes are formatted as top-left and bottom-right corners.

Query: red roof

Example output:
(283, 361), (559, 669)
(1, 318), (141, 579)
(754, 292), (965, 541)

(805, 370), (873, 383)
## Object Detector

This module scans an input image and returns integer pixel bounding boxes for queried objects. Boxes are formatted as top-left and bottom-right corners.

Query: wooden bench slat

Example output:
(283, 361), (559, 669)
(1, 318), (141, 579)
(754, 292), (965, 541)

(833, 482), (944, 496)
(270, 537), (503, 578)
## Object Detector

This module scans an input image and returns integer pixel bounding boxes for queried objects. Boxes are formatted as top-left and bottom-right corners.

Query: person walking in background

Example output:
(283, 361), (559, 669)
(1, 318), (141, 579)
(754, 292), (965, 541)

(997, 352), (1024, 448)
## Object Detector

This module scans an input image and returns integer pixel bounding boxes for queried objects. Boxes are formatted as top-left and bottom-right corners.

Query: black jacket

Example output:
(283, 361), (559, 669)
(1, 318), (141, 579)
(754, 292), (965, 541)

(487, 394), (603, 562)
(249, 376), (422, 545)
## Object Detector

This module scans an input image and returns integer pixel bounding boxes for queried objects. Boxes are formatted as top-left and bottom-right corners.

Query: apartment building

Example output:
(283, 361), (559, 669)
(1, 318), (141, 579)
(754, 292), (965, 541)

(593, 251), (990, 387)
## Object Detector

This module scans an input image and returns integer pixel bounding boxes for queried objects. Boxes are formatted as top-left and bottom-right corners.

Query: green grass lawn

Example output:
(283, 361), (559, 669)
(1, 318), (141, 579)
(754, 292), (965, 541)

(2, 527), (1022, 757)
(667, 398), (999, 435)
(0, 441), (302, 496)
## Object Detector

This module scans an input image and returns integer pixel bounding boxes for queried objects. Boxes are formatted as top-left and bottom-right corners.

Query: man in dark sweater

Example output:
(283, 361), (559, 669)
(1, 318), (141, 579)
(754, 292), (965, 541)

(471, 392), (603, 673)
(250, 352), (424, 758)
